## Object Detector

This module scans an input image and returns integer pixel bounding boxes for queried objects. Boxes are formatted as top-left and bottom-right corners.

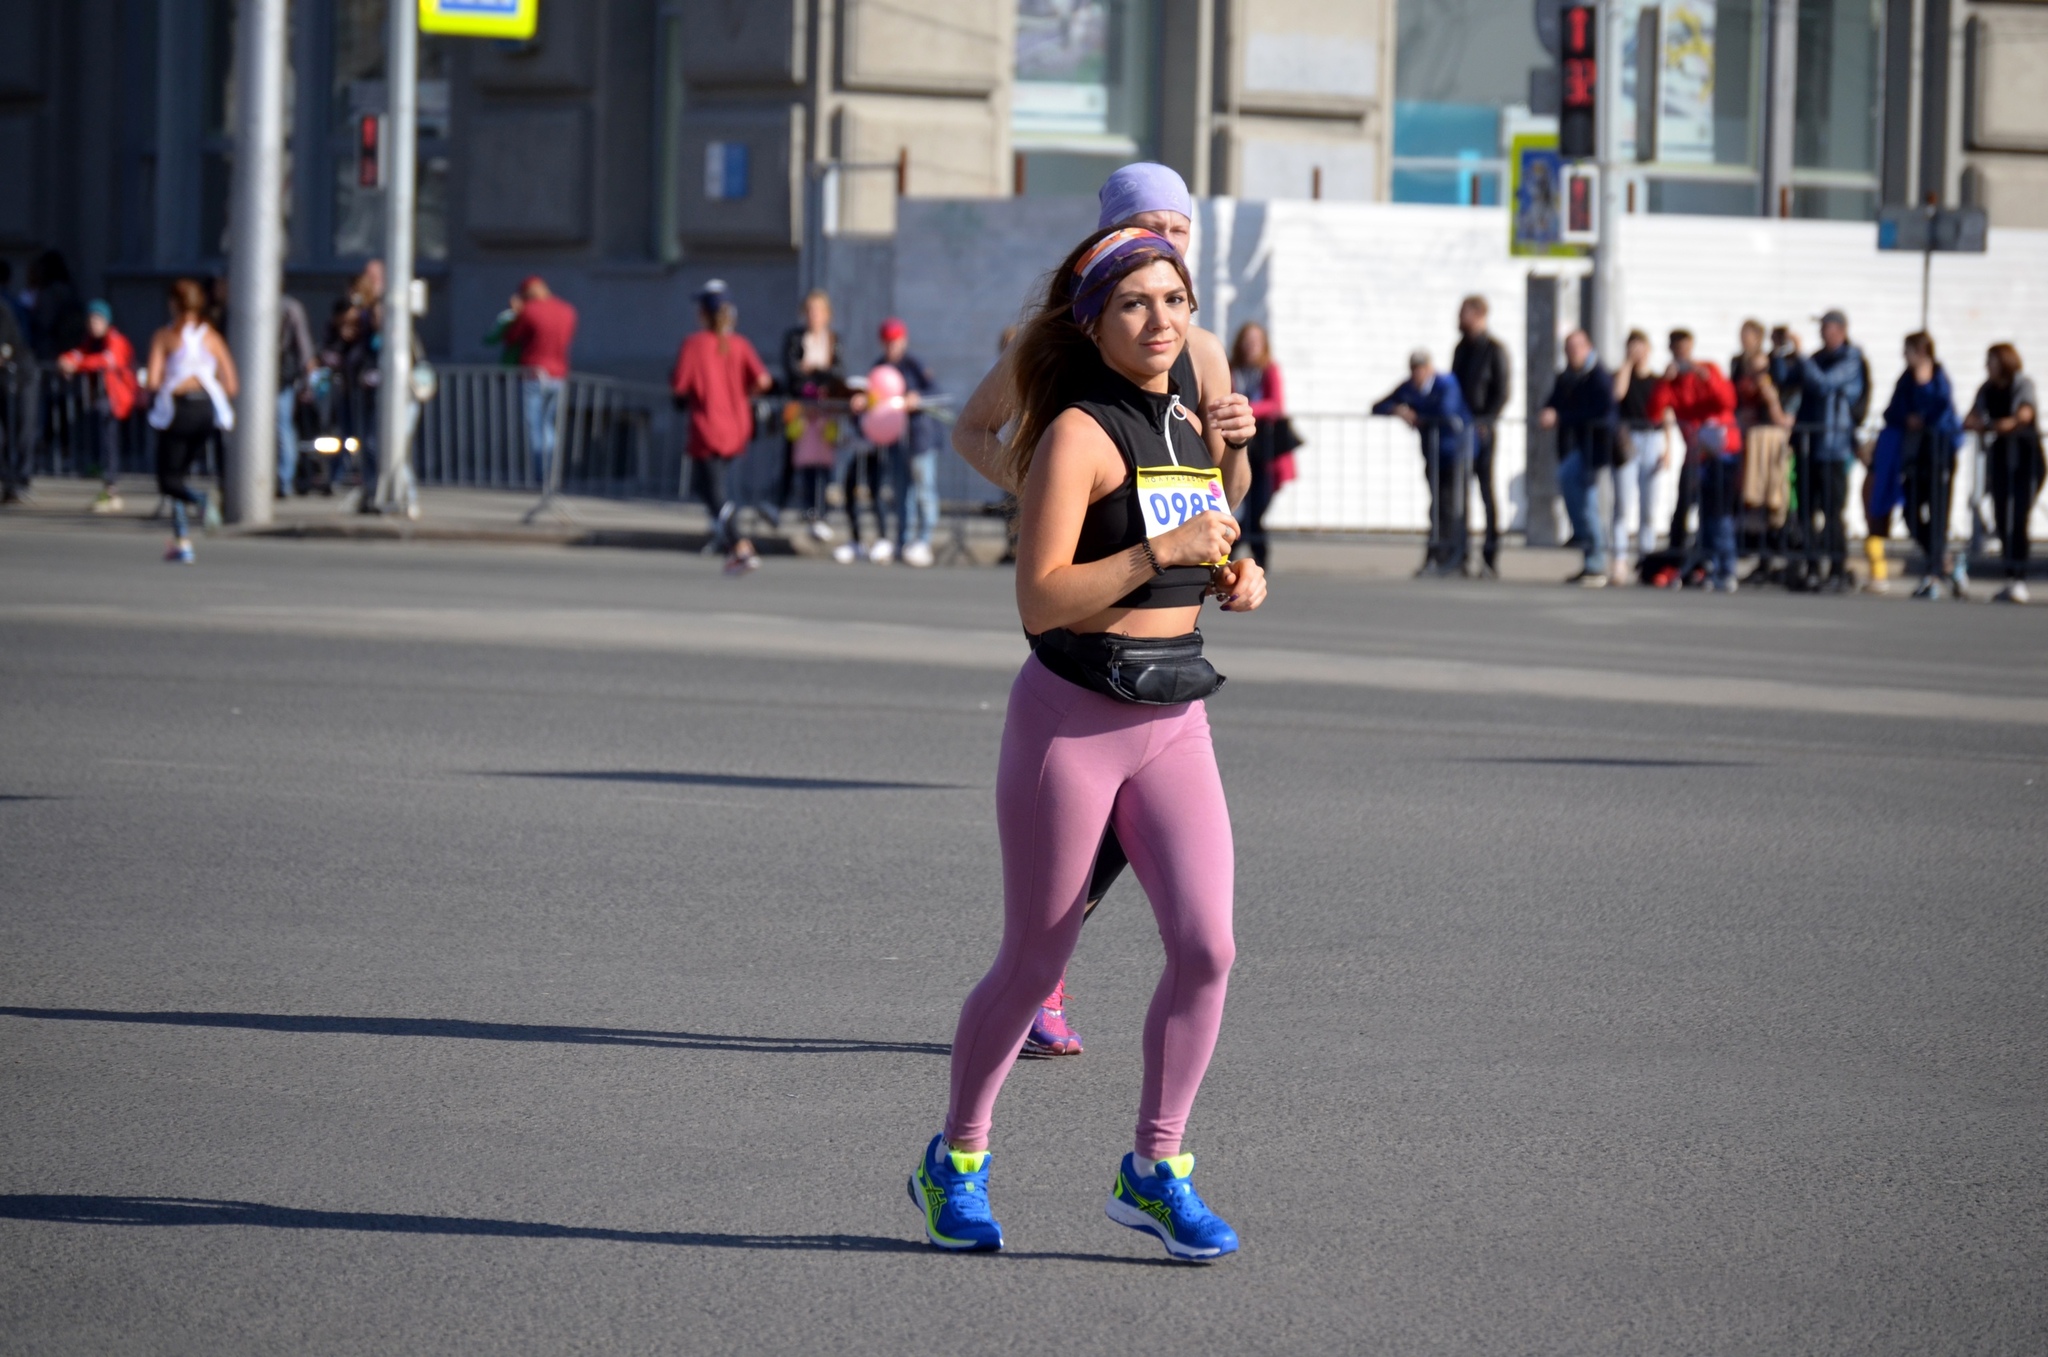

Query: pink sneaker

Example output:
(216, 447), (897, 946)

(1024, 975), (1083, 1055)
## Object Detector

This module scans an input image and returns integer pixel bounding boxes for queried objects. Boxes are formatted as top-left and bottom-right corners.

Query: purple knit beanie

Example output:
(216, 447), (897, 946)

(1097, 163), (1194, 231)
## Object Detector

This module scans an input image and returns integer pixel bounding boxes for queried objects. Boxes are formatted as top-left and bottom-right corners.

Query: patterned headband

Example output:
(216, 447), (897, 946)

(1070, 228), (1181, 326)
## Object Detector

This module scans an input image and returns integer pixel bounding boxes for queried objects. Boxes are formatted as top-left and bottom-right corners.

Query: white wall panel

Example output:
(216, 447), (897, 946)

(894, 196), (2048, 537)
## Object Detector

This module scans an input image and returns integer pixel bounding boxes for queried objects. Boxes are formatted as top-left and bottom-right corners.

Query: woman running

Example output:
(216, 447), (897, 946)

(145, 279), (237, 563)
(952, 162), (1256, 1057)
(909, 226), (1266, 1261)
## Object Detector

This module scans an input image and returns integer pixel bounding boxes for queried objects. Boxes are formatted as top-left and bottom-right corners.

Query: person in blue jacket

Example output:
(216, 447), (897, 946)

(1871, 331), (1964, 598)
(1374, 349), (1473, 575)
(1799, 310), (1868, 589)
(1540, 329), (1619, 585)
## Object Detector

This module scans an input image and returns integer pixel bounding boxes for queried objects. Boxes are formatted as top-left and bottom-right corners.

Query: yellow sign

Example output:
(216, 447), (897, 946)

(419, 0), (538, 39)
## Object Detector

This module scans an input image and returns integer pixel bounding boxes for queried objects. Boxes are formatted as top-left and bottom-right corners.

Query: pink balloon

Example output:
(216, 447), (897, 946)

(861, 364), (909, 444)
(866, 364), (906, 400)
(861, 405), (908, 446)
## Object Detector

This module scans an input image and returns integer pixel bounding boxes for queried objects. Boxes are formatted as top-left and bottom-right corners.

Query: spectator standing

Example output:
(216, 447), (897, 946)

(275, 288), (317, 498)
(1229, 321), (1286, 569)
(779, 289), (843, 538)
(504, 275), (578, 488)
(58, 301), (139, 511)
(144, 278), (237, 563)
(1611, 330), (1670, 572)
(1798, 310), (1868, 591)
(1373, 349), (1473, 576)
(0, 260), (28, 337)
(0, 290), (23, 505)
(1873, 333), (1962, 599)
(869, 317), (942, 568)
(1540, 329), (1617, 586)
(1731, 320), (1792, 584)
(0, 260), (47, 502)
(671, 280), (772, 575)
(1451, 295), (1511, 576)
(1649, 330), (1742, 590)
(1965, 343), (2041, 603)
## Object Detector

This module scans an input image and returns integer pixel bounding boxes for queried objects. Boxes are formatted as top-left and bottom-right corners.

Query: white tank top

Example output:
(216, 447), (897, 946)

(149, 322), (236, 432)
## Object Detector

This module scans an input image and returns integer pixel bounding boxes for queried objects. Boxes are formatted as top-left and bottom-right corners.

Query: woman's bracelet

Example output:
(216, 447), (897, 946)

(1138, 539), (1163, 575)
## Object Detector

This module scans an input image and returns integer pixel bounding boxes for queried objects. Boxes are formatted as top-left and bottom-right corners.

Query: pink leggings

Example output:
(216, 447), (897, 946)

(945, 654), (1235, 1158)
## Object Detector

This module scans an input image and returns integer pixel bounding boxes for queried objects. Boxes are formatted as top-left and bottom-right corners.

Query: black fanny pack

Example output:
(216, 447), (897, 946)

(1030, 628), (1225, 706)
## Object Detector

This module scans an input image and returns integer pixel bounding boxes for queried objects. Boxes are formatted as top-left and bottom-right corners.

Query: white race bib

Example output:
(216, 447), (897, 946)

(1135, 463), (1231, 565)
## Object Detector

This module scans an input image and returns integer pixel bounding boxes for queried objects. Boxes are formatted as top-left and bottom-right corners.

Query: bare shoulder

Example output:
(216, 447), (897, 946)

(1034, 406), (1124, 493)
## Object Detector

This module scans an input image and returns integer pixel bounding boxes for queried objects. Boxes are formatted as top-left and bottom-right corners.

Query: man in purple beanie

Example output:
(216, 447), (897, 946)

(947, 161), (1256, 1060)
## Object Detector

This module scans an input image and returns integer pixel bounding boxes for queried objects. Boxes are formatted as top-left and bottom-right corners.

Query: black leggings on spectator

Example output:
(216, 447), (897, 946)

(1809, 458), (1849, 575)
(1988, 435), (2042, 580)
(842, 449), (884, 544)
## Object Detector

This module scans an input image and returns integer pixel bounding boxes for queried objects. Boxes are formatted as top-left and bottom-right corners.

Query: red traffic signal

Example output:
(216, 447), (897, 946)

(1559, 4), (1597, 159)
(357, 114), (385, 189)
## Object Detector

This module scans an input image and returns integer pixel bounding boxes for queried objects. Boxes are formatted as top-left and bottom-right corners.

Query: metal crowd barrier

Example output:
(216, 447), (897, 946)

(416, 366), (677, 498)
(12, 369), (161, 481)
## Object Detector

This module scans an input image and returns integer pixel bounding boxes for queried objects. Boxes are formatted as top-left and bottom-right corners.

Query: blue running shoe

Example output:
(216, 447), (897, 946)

(907, 1133), (1003, 1252)
(1106, 1152), (1238, 1261)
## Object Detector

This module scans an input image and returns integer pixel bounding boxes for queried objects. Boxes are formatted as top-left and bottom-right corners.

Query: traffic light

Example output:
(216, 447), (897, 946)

(1559, 4), (1597, 160)
(357, 113), (386, 189)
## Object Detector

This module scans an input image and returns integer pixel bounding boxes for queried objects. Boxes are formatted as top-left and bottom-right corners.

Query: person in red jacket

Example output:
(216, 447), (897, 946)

(58, 301), (138, 511)
(1648, 329), (1743, 590)
(504, 275), (577, 487)
(672, 280), (772, 574)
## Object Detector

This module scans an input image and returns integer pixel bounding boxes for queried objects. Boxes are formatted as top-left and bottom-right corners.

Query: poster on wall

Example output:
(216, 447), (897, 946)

(1659, 0), (1717, 163)
(1510, 134), (1589, 258)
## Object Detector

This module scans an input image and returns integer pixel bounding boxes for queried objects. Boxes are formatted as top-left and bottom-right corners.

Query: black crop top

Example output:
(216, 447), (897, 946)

(1070, 345), (1218, 609)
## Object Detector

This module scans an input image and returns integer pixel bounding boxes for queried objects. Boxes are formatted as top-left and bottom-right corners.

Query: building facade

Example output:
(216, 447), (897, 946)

(6, 0), (1394, 380)
(1391, 0), (2048, 228)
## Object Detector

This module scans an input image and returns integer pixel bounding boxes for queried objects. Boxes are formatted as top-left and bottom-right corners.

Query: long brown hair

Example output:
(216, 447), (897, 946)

(1230, 321), (1270, 371)
(167, 278), (209, 322)
(1000, 227), (1197, 489)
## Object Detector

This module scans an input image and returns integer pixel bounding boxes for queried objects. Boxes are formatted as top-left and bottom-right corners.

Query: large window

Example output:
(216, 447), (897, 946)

(1792, 0), (1881, 219)
(1012, 0), (1156, 194)
(1614, 0), (1761, 169)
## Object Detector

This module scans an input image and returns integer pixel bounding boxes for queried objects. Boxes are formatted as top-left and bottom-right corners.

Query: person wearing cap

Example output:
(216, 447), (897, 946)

(863, 317), (942, 567)
(504, 275), (578, 487)
(946, 163), (1254, 1061)
(1797, 309), (1866, 591)
(58, 300), (139, 511)
(671, 280), (773, 574)
(1372, 349), (1474, 575)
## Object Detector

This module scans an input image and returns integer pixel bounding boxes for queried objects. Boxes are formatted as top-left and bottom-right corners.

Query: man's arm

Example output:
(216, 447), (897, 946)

(951, 350), (1017, 490)
(1186, 327), (1251, 504)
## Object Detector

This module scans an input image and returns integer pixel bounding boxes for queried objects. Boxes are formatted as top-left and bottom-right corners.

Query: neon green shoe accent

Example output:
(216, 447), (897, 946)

(947, 1148), (989, 1174)
(1158, 1153), (1194, 1179)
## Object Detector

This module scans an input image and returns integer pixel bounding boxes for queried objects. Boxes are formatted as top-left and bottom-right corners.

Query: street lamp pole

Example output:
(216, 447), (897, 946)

(224, 0), (290, 526)
(375, 0), (418, 512)
(1588, 0), (1624, 362)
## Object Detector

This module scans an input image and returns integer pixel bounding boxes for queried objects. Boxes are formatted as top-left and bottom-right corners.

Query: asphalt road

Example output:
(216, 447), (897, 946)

(2, 521), (2044, 1355)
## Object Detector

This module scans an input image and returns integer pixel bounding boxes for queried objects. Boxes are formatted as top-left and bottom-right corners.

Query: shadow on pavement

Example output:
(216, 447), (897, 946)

(1464, 757), (1758, 768)
(0, 1008), (949, 1057)
(0, 1196), (1173, 1265)
(486, 771), (970, 791)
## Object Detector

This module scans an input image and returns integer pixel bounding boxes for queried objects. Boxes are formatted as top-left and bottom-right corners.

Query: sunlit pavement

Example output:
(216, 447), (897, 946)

(2, 520), (2043, 1355)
